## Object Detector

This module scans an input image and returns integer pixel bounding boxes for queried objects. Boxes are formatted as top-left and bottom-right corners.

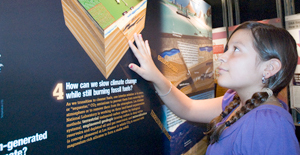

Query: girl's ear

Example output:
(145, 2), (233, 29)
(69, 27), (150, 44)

(264, 58), (282, 78)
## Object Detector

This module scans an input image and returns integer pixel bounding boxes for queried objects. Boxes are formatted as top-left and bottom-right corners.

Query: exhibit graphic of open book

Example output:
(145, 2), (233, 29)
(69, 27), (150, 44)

(61, 0), (147, 78)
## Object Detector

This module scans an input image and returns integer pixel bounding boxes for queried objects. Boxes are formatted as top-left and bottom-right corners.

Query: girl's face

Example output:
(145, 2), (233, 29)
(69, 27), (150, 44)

(217, 29), (265, 93)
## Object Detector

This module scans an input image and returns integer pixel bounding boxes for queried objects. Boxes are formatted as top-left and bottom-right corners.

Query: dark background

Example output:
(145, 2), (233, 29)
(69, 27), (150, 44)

(205, 0), (300, 28)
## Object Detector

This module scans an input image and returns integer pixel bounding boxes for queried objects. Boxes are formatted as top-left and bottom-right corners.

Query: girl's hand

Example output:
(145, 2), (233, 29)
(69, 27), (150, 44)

(128, 33), (164, 83)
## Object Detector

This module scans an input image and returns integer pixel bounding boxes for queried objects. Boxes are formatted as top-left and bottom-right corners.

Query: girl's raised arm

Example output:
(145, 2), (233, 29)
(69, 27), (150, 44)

(128, 33), (223, 123)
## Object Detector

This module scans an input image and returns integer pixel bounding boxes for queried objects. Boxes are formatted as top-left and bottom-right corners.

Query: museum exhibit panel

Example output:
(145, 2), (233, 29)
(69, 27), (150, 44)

(0, 0), (299, 154)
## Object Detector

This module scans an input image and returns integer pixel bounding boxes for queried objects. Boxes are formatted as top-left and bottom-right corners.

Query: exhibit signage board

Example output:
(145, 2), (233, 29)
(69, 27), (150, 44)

(156, 1), (214, 154)
(0, 0), (213, 154)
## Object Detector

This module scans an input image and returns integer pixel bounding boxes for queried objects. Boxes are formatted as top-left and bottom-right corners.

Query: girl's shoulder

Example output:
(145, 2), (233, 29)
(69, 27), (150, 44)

(246, 104), (293, 126)
(232, 105), (299, 154)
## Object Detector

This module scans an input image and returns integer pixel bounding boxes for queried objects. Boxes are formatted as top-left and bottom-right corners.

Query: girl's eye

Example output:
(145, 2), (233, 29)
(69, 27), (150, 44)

(234, 47), (240, 52)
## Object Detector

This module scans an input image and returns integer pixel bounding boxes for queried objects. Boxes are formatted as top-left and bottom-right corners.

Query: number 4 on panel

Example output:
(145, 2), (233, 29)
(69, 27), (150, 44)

(53, 83), (64, 100)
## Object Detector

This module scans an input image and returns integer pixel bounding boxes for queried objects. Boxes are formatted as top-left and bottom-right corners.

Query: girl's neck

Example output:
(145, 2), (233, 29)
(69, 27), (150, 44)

(235, 88), (262, 106)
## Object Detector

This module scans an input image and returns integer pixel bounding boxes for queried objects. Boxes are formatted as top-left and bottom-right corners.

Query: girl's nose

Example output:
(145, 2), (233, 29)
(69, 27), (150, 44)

(218, 54), (227, 63)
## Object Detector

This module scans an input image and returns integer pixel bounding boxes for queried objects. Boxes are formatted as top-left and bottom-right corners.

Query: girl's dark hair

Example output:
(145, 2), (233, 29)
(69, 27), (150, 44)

(205, 21), (298, 144)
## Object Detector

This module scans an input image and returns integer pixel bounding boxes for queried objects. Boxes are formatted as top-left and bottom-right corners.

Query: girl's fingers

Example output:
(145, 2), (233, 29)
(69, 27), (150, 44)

(128, 40), (143, 60)
(128, 63), (147, 80)
(128, 63), (140, 73)
(136, 34), (151, 58)
(145, 40), (151, 57)
(128, 34), (160, 82)
(130, 34), (152, 61)
(138, 34), (147, 52)
(134, 34), (147, 55)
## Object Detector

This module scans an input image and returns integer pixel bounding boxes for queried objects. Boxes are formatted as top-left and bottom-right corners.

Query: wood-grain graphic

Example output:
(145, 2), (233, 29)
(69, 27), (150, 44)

(61, 0), (147, 78)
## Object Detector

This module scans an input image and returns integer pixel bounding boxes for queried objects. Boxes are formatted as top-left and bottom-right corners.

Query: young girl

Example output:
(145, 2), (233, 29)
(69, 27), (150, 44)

(128, 21), (300, 154)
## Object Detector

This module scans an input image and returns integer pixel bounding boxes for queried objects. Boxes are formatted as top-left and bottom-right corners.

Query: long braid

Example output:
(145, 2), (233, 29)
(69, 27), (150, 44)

(204, 94), (240, 144)
(205, 91), (269, 144)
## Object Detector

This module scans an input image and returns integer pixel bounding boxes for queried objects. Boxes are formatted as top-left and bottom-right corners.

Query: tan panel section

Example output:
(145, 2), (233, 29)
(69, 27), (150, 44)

(104, 28), (129, 78)
(62, 0), (107, 76)
(104, 8), (147, 78)
(123, 9), (147, 42)
(62, 0), (147, 79)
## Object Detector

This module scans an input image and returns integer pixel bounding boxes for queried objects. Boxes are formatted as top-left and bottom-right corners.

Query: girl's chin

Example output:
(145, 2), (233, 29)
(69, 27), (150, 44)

(217, 78), (230, 89)
(217, 83), (228, 88)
